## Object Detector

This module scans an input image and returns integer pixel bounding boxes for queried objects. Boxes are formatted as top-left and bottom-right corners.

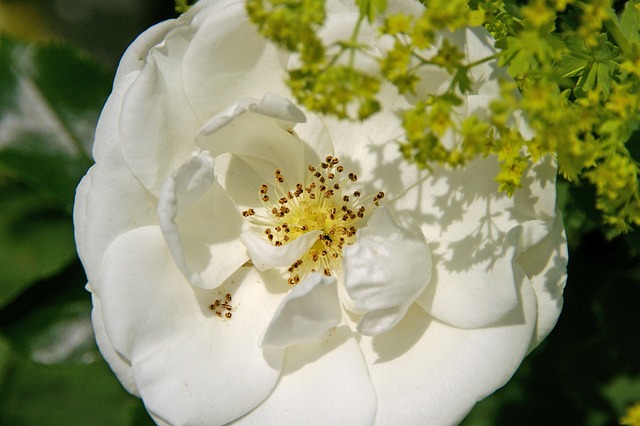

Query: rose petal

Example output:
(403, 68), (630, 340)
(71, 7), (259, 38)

(90, 293), (139, 396)
(239, 326), (376, 425)
(196, 94), (307, 189)
(516, 214), (567, 348)
(260, 274), (342, 348)
(240, 230), (322, 271)
(114, 20), (178, 87)
(157, 151), (248, 289)
(357, 305), (413, 337)
(415, 225), (522, 329)
(74, 74), (156, 285)
(310, 85), (422, 203)
(114, 0), (215, 86)
(359, 271), (538, 425)
(343, 206), (432, 335)
(199, 93), (306, 136)
(393, 155), (559, 328)
(463, 27), (511, 96)
(213, 153), (273, 211)
(95, 226), (286, 425)
(118, 23), (201, 195)
(183, 1), (290, 123)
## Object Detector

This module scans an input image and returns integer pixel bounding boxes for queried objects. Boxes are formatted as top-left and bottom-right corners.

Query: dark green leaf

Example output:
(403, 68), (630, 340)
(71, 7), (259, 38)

(0, 350), (144, 426)
(554, 53), (587, 78)
(0, 335), (12, 386)
(0, 181), (76, 309)
(0, 35), (110, 212)
(619, 0), (640, 46)
(3, 298), (95, 366)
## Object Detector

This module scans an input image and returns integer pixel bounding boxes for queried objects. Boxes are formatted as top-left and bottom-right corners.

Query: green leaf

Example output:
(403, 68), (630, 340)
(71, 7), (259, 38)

(0, 335), (12, 386)
(3, 297), (95, 366)
(555, 34), (588, 78)
(0, 35), (110, 212)
(562, 33), (619, 98)
(602, 375), (640, 417)
(0, 181), (77, 309)
(0, 349), (144, 426)
(619, 0), (640, 46)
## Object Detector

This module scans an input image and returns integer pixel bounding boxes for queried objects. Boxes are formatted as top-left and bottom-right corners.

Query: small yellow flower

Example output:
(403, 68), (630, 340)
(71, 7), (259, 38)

(621, 402), (640, 426)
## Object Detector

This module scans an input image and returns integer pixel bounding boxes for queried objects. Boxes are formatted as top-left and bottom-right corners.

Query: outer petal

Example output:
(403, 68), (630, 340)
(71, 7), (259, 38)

(361, 272), (538, 425)
(95, 226), (285, 425)
(113, 0), (214, 86)
(183, 1), (290, 124)
(393, 155), (559, 328)
(114, 20), (179, 87)
(157, 151), (248, 289)
(237, 326), (376, 426)
(260, 274), (342, 348)
(118, 22), (201, 195)
(517, 213), (568, 348)
(90, 293), (139, 396)
(74, 72), (157, 285)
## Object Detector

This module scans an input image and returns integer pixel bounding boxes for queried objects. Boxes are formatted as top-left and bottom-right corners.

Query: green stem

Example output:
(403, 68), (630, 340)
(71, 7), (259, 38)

(348, 14), (366, 67)
(466, 53), (499, 68)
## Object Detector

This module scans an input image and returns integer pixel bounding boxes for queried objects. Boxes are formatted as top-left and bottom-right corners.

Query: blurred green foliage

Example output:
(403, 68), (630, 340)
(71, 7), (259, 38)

(0, 0), (638, 425)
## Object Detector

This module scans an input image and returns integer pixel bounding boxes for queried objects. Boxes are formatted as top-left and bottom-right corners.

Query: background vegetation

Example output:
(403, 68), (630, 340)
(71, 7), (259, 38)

(0, 0), (638, 424)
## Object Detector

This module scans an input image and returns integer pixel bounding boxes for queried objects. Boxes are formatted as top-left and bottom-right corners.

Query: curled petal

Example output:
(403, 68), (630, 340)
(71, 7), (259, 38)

(158, 151), (248, 289)
(240, 230), (322, 271)
(199, 93), (306, 136)
(196, 94), (307, 192)
(260, 274), (342, 348)
(343, 206), (432, 335)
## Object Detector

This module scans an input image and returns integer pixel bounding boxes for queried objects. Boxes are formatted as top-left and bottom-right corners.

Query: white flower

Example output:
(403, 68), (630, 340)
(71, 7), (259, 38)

(74, 0), (568, 424)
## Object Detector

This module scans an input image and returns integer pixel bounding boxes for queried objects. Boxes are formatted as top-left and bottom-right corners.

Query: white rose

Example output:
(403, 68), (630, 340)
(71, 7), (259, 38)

(74, 0), (568, 424)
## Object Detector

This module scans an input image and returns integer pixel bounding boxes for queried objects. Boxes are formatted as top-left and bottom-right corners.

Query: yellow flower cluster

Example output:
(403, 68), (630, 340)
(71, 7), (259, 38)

(621, 402), (640, 426)
(244, 0), (640, 234)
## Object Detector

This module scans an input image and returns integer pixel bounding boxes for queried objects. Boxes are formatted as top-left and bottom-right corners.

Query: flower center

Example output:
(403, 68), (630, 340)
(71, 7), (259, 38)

(242, 156), (384, 285)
